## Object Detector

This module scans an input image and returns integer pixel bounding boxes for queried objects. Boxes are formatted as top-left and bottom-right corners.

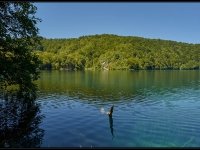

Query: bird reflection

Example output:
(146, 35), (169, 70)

(108, 115), (114, 139)
(107, 105), (114, 139)
(0, 85), (44, 148)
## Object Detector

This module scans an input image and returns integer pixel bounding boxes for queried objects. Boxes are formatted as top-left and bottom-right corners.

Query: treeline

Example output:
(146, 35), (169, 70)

(35, 34), (200, 70)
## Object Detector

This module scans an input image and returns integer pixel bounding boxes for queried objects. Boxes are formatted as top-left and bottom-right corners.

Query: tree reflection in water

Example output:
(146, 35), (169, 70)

(0, 85), (44, 148)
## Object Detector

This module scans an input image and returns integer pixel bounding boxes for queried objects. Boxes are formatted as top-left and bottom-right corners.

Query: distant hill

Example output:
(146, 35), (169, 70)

(35, 34), (200, 70)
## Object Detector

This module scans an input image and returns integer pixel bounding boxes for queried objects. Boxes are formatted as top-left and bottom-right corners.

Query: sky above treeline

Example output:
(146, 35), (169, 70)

(35, 2), (200, 44)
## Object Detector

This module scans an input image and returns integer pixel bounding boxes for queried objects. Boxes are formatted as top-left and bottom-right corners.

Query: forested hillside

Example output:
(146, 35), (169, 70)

(35, 34), (200, 70)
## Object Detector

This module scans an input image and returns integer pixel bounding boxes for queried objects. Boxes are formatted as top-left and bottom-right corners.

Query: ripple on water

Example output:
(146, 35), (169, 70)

(36, 75), (200, 147)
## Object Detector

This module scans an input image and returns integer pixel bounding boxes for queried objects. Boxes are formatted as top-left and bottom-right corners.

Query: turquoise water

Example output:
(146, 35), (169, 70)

(1, 70), (200, 147)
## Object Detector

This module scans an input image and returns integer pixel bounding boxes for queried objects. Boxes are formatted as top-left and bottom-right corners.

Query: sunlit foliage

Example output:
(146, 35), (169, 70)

(35, 34), (199, 70)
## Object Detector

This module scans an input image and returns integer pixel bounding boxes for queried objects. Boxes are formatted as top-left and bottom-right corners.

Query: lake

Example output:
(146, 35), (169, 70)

(0, 70), (200, 147)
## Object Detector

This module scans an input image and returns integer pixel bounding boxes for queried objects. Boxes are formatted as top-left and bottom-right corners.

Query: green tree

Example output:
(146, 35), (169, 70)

(0, 2), (41, 89)
(35, 34), (200, 71)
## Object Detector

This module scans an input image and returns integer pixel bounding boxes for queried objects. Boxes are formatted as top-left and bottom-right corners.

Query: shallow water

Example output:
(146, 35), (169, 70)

(1, 70), (200, 147)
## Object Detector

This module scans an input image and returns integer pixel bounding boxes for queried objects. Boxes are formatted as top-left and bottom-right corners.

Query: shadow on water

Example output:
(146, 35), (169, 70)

(0, 84), (44, 148)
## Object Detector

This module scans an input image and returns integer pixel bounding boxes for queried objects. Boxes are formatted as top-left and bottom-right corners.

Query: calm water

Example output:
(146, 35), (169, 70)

(1, 70), (200, 147)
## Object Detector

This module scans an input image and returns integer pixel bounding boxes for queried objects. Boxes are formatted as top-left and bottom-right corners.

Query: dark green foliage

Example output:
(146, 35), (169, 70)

(36, 34), (199, 70)
(0, 86), (44, 148)
(0, 2), (41, 87)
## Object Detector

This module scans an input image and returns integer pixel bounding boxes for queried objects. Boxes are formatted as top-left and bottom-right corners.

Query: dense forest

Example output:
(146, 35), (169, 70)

(35, 34), (199, 71)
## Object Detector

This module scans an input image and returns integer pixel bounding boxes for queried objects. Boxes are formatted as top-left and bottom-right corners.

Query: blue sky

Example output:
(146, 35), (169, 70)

(35, 2), (200, 44)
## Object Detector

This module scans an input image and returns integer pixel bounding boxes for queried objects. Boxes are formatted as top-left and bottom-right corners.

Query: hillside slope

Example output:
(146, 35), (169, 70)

(35, 34), (200, 70)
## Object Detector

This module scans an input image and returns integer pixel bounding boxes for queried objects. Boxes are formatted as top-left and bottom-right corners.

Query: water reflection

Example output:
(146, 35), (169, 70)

(0, 86), (44, 148)
(107, 105), (114, 139)
(36, 70), (200, 101)
(30, 70), (199, 147)
(108, 115), (114, 139)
